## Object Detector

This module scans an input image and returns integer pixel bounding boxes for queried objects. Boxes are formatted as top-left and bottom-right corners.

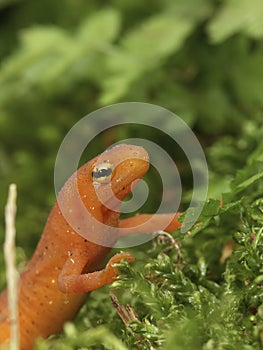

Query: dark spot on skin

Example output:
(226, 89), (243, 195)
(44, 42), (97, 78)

(45, 246), (48, 250)
(84, 239), (87, 242)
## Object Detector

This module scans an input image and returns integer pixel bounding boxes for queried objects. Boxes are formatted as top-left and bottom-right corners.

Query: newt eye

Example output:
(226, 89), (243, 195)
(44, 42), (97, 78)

(92, 161), (113, 184)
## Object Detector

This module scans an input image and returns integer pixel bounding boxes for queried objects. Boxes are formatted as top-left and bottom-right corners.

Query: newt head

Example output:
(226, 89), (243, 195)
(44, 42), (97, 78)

(57, 144), (150, 246)
(74, 144), (149, 245)
(56, 144), (150, 246)
(89, 144), (149, 212)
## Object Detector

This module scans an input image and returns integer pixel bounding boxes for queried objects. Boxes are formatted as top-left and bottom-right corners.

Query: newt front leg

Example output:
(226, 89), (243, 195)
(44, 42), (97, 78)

(58, 249), (135, 293)
(58, 213), (181, 294)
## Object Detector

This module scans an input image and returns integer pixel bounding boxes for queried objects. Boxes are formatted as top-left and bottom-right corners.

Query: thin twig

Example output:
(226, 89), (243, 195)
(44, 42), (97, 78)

(4, 184), (20, 350)
(110, 291), (139, 326)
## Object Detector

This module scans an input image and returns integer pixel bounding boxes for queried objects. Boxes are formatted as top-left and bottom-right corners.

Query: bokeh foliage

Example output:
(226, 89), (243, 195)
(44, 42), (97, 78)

(0, 0), (263, 349)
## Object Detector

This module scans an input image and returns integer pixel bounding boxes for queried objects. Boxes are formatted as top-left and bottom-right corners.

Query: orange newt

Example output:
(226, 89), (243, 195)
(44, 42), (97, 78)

(0, 144), (181, 350)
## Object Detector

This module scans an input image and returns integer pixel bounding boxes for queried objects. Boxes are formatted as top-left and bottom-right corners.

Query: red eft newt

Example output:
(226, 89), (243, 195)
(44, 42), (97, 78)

(0, 144), (181, 350)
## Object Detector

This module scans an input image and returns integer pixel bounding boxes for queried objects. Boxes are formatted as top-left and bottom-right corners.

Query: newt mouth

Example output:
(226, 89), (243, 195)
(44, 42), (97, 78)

(103, 158), (149, 212)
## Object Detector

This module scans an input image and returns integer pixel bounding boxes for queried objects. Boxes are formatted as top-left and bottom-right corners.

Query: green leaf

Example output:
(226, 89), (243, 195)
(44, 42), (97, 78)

(222, 141), (263, 201)
(235, 170), (263, 193)
(121, 14), (192, 62)
(100, 13), (194, 104)
(208, 0), (263, 43)
(0, 9), (121, 98)
(166, 0), (212, 22)
(202, 199), (221, 217)
(0, 26), (68, 80)
(77, 8), (121, 47)
(231, 49), (263, 107)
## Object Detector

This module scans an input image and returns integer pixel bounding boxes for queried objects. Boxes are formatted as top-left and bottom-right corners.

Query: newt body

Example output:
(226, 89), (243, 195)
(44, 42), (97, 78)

(0, 144), (181, 350)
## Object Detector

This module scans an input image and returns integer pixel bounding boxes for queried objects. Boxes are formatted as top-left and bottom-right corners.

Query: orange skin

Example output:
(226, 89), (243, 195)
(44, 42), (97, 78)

(0, 144), (181, 350)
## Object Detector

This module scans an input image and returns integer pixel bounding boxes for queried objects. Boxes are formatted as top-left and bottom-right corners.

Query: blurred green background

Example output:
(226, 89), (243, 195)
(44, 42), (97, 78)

(0, 0), (263, 348)
(1, 0), (262, 250)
